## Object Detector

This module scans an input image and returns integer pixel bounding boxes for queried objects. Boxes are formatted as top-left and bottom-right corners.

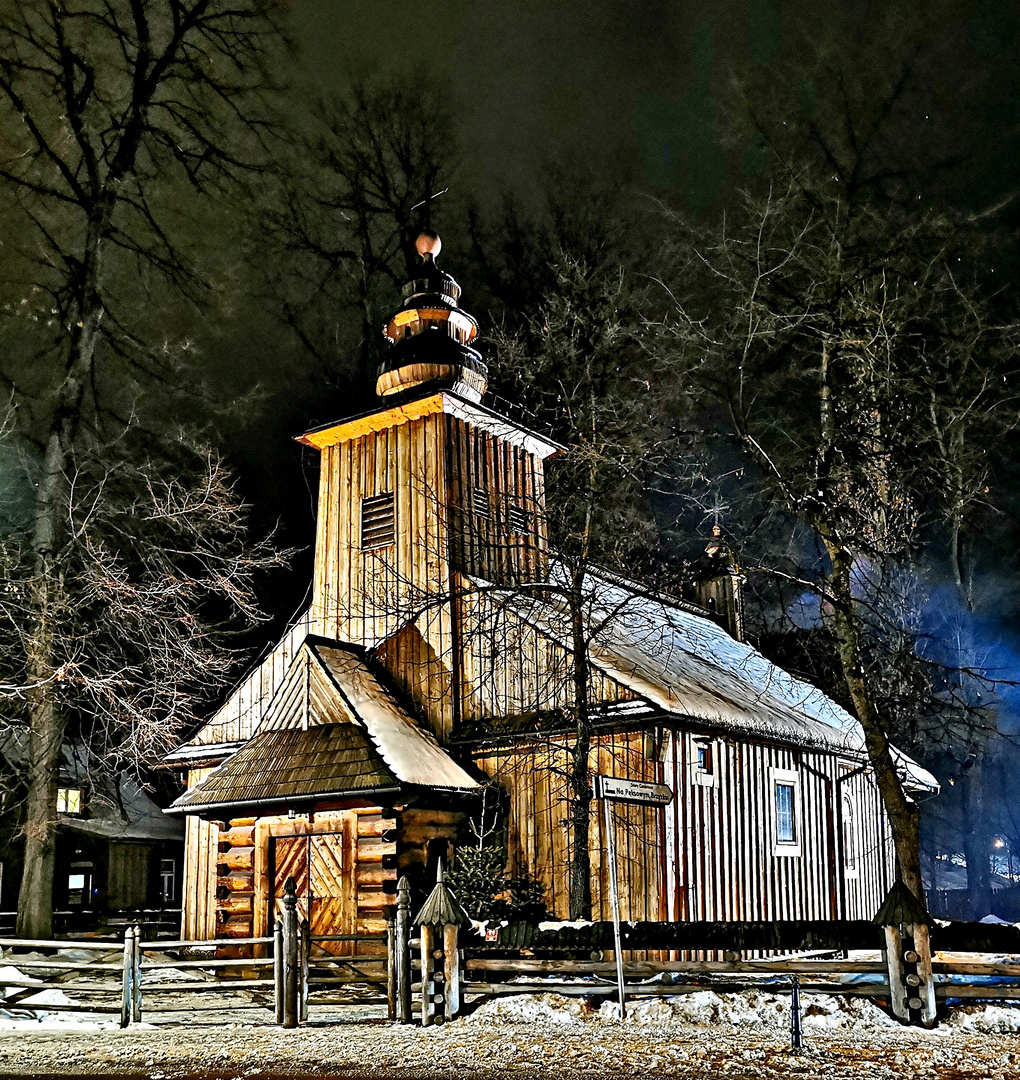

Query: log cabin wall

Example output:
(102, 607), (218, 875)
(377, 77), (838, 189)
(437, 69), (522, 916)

(180, 806), (468, 950)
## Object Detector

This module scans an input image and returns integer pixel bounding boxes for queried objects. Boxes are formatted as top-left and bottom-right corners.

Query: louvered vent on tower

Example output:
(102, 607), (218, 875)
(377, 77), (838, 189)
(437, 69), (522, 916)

(361, 492), (395, 550)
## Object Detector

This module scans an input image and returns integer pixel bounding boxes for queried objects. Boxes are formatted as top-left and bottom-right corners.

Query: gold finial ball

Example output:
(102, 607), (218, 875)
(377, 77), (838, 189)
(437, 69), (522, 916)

(415, 231), (442, 260)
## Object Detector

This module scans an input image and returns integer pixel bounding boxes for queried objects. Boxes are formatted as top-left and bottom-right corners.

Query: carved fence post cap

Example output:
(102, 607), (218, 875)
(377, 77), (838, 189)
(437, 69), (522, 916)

(414, 860), (468, 927)
(873, 880), (929, 927)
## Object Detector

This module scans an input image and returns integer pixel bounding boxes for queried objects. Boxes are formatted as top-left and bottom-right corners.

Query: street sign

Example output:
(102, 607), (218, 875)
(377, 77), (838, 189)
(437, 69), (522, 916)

(596, 775), (673, 807)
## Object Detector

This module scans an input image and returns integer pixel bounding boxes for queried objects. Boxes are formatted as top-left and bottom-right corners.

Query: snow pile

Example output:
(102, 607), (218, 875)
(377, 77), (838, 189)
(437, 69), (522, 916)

(601, 990), (895, 1030)
(466, 990), (896, 1030)
(945, 1004), (1020, 1034)
(465, 993), (593, 1027)
(0, 964), (75, 1011)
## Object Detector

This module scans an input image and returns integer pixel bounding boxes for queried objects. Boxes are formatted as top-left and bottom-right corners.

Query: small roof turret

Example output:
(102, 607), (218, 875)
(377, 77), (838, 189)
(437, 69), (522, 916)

(375, 231), (488, 403)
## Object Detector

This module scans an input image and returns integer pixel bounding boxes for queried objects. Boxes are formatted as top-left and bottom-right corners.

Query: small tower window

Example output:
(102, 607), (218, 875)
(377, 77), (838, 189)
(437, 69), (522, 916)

(507, 503), (529, 535)
(472, 487), (491, 521)
(361, 492), (395, 550)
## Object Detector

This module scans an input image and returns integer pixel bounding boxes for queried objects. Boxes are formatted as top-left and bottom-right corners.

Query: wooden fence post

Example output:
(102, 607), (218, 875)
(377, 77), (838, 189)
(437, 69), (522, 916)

(790, 973), (802, 1050)
(395, 876), (411, 1023)
(419, 923), (435, 1027)
(282, 876), (299, 1028)
(130, 924), (142, 1024)
(443, 922), (460, 1020)
(413, 861), (468, 1025)
(120, 926), (134, 1029)
(386, 915), (397, 1022)
(876, 881), (936, 1027)
(300, 917), (310, 1023)
(273, 919), (284, 1025)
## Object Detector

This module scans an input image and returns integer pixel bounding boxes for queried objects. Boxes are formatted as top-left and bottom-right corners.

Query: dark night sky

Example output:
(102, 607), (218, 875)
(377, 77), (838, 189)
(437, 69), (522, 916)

(287, 0), (747, 208)
(284, 0), (1020, 217)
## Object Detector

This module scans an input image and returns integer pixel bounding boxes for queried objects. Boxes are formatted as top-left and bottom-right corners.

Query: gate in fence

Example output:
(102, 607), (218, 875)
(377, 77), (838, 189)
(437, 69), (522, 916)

(0, 876), (394, 1027)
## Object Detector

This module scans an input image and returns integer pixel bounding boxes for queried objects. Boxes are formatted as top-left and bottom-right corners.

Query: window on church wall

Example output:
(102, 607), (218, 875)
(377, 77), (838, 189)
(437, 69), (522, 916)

(842, 794), (857, 872)
(775, 782), (796, 843)
(361, 492), (395, 550)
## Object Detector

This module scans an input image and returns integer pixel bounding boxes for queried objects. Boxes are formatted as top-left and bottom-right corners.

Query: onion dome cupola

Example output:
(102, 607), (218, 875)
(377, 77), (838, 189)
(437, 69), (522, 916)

(375, 231), (488, 403)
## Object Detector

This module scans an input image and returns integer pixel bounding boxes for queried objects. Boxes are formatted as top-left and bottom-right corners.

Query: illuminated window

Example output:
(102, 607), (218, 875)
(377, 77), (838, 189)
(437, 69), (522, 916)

(360, 492), (395, 550)
(56, 787), (82, 815)
(775, 782), (796, 844)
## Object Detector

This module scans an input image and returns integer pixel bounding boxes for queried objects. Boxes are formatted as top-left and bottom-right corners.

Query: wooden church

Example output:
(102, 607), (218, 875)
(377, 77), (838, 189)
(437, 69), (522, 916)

(164, 233), (937, 947)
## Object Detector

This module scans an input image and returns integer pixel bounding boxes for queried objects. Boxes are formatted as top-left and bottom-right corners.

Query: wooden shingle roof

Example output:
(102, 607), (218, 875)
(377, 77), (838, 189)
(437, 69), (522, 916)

(166, 636), (479, 815)
(169, 724), (400, 815)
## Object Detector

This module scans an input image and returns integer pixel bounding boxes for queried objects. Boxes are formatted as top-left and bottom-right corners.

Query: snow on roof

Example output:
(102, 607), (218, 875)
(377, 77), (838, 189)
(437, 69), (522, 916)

(0, 729), (182, 840)
(310, 640), (478, 791)
(494, 567), (937, 790)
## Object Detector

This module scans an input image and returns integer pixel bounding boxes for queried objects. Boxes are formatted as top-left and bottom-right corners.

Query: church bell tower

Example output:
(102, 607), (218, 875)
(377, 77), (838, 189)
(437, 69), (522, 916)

(296, 234), (560, 741)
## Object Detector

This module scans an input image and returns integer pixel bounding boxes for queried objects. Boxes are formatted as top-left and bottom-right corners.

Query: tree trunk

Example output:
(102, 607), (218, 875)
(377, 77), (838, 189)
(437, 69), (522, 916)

(567, 569), (593, 921)
(17, 685), (65, 939)
(16, 323), (93, 936)
(823, 538), (926, 904)
(17, 427), (74, 939)
(962, 758), (992, 918)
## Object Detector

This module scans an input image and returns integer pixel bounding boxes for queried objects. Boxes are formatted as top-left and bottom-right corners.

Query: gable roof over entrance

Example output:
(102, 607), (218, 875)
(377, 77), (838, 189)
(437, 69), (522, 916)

(166, 637), (478, 815)
(168, 724), (401, 814)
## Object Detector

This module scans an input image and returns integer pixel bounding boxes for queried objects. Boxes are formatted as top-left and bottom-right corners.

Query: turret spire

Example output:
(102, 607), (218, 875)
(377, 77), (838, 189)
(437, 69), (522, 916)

(375, 232), (488, 402)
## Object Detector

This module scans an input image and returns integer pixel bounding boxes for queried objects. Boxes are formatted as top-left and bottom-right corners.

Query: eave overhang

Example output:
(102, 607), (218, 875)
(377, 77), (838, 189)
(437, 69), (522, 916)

(295, 389), (563, 460)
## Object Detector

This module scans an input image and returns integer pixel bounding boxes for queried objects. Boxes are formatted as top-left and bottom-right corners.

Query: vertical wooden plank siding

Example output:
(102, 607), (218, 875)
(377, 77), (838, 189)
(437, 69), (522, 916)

(182, 768), (218, 941)
(474, 731), (662, 921)
(476, 729), (894, 926)
(656, 734), (892, 923)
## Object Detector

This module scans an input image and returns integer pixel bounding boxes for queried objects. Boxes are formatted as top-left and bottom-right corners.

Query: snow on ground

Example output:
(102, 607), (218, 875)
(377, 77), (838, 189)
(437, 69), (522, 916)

(464, 988), (1020, 1036)
(468, 990), (900, 1031)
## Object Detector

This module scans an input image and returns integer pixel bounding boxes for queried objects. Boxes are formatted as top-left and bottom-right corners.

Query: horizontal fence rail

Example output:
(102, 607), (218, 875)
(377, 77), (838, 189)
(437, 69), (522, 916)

(2, 916), (1020, 1030)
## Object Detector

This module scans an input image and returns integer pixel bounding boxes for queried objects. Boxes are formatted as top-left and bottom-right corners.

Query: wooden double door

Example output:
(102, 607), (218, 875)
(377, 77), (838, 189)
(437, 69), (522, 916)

(270, 820), (358, 956)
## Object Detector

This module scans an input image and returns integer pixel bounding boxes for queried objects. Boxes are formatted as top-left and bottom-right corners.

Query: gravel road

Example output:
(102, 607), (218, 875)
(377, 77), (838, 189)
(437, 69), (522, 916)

(2, 1006), (1019, 1080)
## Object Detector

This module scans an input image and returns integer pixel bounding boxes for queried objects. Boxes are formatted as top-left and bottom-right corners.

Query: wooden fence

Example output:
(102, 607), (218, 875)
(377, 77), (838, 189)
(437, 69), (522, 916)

(4, 898), (1020, 1031)
(0, 884), (392, 1027)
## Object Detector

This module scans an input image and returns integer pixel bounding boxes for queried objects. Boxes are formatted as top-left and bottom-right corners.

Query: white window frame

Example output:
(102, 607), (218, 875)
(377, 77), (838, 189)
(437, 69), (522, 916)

(691, 737), (718, 788)
(770, 767), (801, 857)
(56, 786), (83, 816)
(841, 792), (859, 879)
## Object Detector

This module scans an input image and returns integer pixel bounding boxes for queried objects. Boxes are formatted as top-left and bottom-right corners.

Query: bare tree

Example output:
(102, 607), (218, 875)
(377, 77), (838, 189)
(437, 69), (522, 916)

(0, 0), (287, 937)
(490, 252), (674, 918)
(260, 73), (457, 386)
(663, 175), (1019, 902)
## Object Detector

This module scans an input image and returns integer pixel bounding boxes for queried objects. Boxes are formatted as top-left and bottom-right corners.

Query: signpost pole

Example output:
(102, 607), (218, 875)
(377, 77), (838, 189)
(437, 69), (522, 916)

(595, 772), (673, 1023)
(602, 789), (627, 1020)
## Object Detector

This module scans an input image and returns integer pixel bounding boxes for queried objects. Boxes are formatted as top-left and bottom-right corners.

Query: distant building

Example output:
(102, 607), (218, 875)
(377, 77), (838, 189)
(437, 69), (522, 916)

(0, 732), (182, 926)
(164, 234), (937, 949)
